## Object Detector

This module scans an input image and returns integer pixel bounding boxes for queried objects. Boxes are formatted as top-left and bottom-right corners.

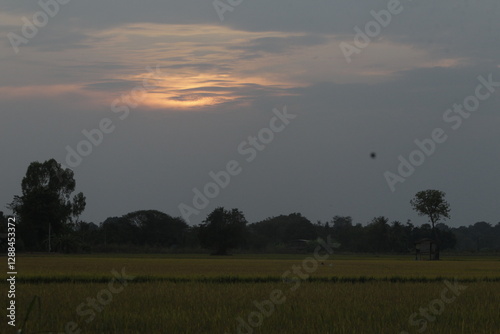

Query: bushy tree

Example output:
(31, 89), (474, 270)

(365, 216), (390, 252)
(249, 213), (317, 248)
(121, 210), (188, 247)
(8, 159), (86, 251)
(410, 189), (451, 259)
(198, 207), (247, 255)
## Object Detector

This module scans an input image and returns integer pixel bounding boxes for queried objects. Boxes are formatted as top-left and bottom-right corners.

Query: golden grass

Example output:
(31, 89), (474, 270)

(2, 254), (499, 334)
(7, 281), (500, 334)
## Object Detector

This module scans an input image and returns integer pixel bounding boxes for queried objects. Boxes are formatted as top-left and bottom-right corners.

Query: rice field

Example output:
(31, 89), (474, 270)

(2, 254), (500, 334)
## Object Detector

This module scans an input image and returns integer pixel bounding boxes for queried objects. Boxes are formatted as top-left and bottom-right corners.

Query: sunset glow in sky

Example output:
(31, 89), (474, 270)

(1, 0), (499, 226)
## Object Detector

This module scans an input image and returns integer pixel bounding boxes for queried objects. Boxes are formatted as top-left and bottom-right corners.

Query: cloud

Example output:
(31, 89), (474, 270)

(165, 63), (231, 72)
(22, 29), (91, 52)
(229, 34), (329, 54)
(83, 79), (144, 93)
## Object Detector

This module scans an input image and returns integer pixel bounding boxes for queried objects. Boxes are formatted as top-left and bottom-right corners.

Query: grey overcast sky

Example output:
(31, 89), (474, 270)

(1, 0), (499, 227)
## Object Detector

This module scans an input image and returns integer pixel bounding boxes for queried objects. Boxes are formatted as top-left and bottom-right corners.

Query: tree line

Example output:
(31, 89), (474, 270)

(2, 159), (499, 255)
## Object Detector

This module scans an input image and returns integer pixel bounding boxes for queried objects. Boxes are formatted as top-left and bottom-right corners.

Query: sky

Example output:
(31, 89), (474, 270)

(1, 0), (499, 228)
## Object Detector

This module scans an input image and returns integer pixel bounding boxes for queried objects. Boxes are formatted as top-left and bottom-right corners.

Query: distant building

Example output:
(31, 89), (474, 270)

(414, 238), (438, 260)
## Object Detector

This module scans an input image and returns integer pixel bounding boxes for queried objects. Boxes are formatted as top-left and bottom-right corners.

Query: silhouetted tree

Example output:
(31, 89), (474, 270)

(387, 220), (410, 252)
(100, 216), (141, 246)
(365, 216), (390, 252)
(198, 207), (247, 255)
(330, 216), (354, 251)
(8, 159), (86, 251)
(0, 212), (8, 252)
(73, 221), (98, 251)
(452, 221), (499, 252)
(249, 213), (317, 250)
(121, 210), (188, 247)
(435, 223), (457, 250)
(410, 189), (450, 259)
(0, 211), (6, 232)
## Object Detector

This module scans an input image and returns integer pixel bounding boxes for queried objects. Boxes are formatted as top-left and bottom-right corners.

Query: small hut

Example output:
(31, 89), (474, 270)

(414, 238), (438, 260)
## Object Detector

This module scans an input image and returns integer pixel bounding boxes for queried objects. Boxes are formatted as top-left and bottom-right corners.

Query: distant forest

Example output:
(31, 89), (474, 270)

(2, 209), (499, 254)
(2, 159), (499, 254)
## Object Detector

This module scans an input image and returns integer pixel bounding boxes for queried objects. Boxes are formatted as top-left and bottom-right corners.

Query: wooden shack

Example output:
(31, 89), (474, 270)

(414, 238), (438, 260)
